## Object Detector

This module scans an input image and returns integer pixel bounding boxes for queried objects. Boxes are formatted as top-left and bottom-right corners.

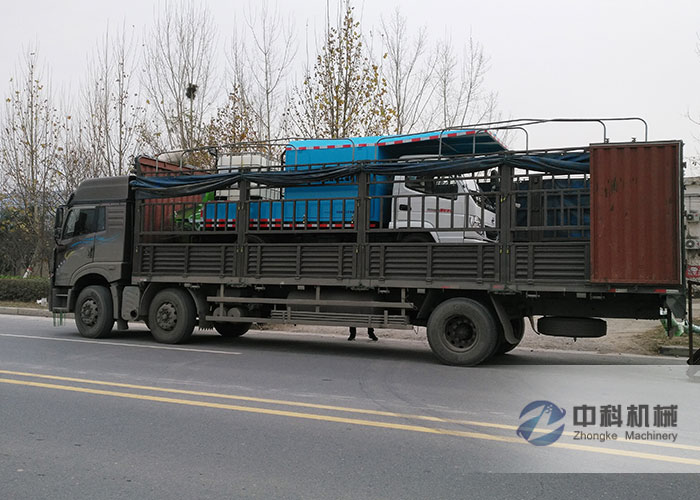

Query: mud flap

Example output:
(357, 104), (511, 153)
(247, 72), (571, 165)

(664, 293), (686, 320)
(489, 294), (518, 344)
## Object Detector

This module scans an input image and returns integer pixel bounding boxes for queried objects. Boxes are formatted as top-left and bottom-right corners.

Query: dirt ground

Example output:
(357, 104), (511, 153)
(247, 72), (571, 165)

(260, 300), (700, 356)
(260, 316), (691, 357)
(517, 318), (689, 356)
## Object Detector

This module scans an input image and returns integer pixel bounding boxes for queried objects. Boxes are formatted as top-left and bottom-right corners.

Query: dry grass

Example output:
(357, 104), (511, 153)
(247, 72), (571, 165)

(641, 324), (693, 351)
(0, 300), (45, 309)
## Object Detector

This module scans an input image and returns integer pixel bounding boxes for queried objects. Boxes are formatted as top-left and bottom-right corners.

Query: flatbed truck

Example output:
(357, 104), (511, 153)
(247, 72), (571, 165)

(50, 119), (688, 365)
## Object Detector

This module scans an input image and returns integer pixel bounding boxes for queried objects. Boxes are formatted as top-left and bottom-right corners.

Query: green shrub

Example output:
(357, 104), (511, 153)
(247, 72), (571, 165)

(0, 277), (50, 302)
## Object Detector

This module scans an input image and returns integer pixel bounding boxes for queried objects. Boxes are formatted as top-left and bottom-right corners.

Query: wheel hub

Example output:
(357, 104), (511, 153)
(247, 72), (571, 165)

(156, 303), (177, 331)
(445, 316), (477, 351)
(80, 298), (99, 327)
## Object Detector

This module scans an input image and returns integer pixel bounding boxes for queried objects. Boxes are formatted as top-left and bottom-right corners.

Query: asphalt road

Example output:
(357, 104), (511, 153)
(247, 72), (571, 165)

(1, 315), (699, 499)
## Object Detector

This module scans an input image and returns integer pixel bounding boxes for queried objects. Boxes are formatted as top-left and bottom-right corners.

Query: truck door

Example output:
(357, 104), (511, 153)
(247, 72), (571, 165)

(394, 175), (497, 243)
(53, 206), (104, 286)
(92, 204), (127, 267)
(394, 176), (464, 242)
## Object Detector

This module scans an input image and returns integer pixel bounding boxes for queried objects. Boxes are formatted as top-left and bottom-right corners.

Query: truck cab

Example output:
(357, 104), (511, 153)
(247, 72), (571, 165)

(390, 151), (497, 243)
(50, 177), (132, 328)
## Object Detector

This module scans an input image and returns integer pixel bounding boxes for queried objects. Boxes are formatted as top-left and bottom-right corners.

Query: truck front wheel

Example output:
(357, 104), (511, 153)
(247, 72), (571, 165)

(75, 285), (115, 339)
(148, 288), (196, 344)
(426, 298), (498, 366)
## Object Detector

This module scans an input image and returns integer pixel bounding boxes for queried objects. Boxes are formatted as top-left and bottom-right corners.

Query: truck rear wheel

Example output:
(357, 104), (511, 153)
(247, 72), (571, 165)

(148, 288), (196, 344)
(426, 298), (498, 366)
(214, 322), (251, 338)
(75, 285), (115, 339)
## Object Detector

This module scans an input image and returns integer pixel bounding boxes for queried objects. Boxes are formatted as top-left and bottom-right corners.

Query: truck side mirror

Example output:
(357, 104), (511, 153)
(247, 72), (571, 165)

(489, 169), (500, 192)
(54, 206), (65, 241)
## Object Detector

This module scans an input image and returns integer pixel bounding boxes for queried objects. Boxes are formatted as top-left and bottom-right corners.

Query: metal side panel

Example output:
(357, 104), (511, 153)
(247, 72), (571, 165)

(511, 242), (589, 284)
(138, 244), (237, 277)
(245, 243), (355, 280)
(367, 243), (497, 283)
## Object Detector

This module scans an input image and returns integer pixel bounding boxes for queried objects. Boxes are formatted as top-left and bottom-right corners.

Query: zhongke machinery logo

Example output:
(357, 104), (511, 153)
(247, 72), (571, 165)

(517, 400), (566, 446)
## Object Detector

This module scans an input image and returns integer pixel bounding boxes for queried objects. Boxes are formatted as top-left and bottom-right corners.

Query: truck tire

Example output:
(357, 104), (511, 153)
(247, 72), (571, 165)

(426, 298), (498, 366)
(148, 288), (196, 344)
(214, 322), (251, 338)
(496, 317), (526, 355)
(75, 285), (115, 339)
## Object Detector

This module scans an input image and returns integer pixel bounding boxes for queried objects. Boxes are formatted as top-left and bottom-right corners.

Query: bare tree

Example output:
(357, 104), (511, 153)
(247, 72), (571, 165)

(141, 1), (217, 151)
(241, 2), (296, 142)
(84, 23), (144, 176)
(380, 8), (436, 134)
(207, 85), (256, 147)
(433, 33), (498, 130)
(0, 51), (62, 274)
(286, 2), (394, 138)
(198, 32), (260, 162)
(59, 113), (95, 194)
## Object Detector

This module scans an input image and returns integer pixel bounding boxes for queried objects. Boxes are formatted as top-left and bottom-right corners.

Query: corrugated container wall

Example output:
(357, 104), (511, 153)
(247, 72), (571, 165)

(590, 142), (682, 285)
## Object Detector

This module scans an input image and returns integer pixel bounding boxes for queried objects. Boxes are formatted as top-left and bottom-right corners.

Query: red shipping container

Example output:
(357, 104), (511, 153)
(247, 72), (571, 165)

(590, 141), (682, 285)
(137, 157), (205, 234)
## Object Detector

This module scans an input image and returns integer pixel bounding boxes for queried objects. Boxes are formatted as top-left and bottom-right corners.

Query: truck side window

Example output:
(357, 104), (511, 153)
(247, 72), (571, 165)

(433, 179), (458, 196)
(62, 207), (105, 239)
(406, 176), (458, 197)
(405, 176), (432, 194)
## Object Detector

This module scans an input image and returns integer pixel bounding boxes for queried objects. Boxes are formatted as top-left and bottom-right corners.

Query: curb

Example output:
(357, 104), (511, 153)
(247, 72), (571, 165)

(658, 345), (691, 357)
(0, 307), (73, 319)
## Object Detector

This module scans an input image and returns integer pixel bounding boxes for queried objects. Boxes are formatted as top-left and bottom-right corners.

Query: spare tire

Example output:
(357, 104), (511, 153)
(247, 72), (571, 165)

(537, 317), (606, 338)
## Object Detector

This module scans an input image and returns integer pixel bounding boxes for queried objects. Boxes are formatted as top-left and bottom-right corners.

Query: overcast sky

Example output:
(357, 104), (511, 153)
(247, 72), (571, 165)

(2, 0), (699, 158)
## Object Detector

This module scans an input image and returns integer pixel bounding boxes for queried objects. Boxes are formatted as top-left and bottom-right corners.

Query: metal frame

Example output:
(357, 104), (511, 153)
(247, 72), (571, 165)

(142, 117), (648, 174)
(132, 143), (681, 298)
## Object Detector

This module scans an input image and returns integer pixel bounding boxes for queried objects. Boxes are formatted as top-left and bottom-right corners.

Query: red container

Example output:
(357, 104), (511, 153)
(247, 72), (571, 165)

(590, 141), (682, 285)
(137, 157), (204, 233)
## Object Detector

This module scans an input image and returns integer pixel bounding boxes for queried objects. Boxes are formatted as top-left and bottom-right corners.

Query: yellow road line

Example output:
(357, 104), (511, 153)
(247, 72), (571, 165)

(1, 376), (699, 468)
(0, 377), (521, 443)
(1, 369), (698, 454)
